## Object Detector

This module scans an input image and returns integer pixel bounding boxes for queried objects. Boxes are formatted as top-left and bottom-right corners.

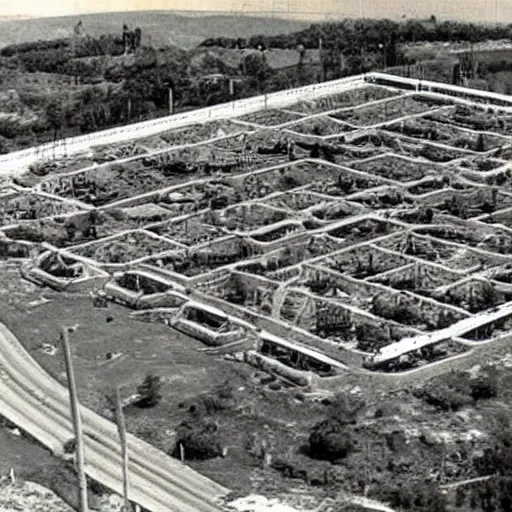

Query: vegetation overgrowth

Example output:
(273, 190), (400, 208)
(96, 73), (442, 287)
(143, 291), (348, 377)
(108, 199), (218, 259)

(0, 15), (511, 153)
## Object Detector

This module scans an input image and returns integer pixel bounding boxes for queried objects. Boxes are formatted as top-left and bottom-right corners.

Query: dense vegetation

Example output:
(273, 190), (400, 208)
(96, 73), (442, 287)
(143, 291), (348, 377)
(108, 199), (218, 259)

(0, 17), (512, 153)
(200, 19), (512, 50)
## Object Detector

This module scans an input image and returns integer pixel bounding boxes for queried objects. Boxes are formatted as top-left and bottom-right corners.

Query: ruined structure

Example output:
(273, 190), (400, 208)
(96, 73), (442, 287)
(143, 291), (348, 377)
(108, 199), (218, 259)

(6, 72), (512, 390)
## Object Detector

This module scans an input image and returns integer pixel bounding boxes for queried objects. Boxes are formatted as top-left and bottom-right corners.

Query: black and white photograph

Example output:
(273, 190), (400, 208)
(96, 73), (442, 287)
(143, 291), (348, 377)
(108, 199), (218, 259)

(0, 1), (512, 511)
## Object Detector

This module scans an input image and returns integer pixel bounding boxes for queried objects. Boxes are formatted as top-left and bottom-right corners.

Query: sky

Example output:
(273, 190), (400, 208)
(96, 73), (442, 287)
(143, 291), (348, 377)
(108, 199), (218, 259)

(0, 0), (505, 23)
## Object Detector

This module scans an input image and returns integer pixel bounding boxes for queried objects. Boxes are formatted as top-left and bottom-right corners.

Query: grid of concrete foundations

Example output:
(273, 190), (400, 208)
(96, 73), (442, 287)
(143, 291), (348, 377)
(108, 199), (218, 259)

(5, 76), (512, 388)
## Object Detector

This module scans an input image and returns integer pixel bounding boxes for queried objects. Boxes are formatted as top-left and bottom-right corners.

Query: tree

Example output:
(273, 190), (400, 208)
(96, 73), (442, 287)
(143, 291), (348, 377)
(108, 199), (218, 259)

(122, 23), (130, 52)
(134, 28), (142, 49)
(297, 43), (306, 67)
(385, 31), (399, 67)
(452, 62), (461, 85)
(134, 374), (162, 408)
(46, 100), (64, 142)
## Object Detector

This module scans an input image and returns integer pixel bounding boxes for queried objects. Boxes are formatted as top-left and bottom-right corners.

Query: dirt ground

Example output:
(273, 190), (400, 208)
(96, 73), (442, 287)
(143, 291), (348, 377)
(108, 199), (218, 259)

(0, 420), (103, 510)
(0, 261), (312, 495)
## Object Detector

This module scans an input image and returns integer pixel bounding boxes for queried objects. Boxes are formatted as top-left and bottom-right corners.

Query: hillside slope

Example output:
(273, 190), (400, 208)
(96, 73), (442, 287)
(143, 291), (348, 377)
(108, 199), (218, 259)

(0, 11), (308, 49)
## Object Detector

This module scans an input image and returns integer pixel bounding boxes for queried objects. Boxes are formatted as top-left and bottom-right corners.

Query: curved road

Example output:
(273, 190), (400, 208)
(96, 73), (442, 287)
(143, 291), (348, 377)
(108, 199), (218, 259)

(0, 323), (229, 512)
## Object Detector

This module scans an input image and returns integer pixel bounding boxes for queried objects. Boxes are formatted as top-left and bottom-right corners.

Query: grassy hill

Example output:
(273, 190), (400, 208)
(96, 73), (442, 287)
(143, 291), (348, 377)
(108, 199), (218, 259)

(0, 11), (309, 49)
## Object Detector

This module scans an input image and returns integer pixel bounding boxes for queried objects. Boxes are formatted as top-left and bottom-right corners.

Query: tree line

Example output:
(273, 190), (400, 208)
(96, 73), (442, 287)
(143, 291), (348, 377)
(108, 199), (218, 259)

(200, 19), (512, 51)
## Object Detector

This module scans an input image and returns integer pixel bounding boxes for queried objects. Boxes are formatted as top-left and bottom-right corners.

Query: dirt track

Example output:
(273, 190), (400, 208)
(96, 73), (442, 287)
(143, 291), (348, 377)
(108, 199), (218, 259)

(0, 322), (229, 512)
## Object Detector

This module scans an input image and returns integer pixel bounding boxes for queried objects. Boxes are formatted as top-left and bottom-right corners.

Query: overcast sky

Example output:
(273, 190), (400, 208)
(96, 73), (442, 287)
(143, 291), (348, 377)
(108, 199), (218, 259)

(0, 0), (505, 23)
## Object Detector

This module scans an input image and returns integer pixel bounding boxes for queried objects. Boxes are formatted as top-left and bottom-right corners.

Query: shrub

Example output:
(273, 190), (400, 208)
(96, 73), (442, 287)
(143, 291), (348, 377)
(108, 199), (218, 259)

(416, 370), (498, 411)
(415, 372), (473, 411)
(134, 374), (162, 408)
(379, 482), (447, 512)
(471, 370), (499, 401)
(327, 393), (365, 424)
(308, 416), (353, 461)
(172, 420), (224, 460)
(188, 380), (237, 417)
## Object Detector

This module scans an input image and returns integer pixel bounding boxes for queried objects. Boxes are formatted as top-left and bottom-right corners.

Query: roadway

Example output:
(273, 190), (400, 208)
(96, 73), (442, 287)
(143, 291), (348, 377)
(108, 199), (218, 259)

(0, 323), (229, 512)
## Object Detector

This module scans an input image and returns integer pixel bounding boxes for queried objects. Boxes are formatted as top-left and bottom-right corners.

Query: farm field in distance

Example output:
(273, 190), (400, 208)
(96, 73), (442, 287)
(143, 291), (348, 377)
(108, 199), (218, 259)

(5, 75), (512, 511)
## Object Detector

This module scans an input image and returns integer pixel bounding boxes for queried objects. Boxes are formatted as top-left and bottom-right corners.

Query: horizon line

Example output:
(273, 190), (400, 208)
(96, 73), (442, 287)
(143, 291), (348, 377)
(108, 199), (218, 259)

(0, 8), (507, 26)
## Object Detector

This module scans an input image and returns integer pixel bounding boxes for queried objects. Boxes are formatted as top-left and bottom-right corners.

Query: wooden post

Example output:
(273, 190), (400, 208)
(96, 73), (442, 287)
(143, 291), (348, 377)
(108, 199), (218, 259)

(169, 89), (174, 115)
(116, 387), (131, 512)
(61, 327), (89, 512)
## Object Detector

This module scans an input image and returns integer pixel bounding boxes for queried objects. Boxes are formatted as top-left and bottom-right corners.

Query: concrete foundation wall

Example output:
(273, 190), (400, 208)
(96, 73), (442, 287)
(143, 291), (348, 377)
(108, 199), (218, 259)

(191, 288), (366, 366)
(318, 331), (512, 392)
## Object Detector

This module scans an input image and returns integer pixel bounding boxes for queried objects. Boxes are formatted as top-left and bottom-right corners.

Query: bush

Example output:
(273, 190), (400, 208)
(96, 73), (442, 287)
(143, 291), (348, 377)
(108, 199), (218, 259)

(271, 457), (309, 481)
(379, 482), (447, 512)
(63, 438), (76, 454)
(327, 393), (365, 424)
(471, 370), (499, 401)
(416, 370), (498, 411)
(134, 374), (162, 408)
(308, 416), (353, 461)
(188, 380), (237, 417)
(475, 428), (512, 477)
(172, 420), (224, 460)
(415, 371), (471, 411)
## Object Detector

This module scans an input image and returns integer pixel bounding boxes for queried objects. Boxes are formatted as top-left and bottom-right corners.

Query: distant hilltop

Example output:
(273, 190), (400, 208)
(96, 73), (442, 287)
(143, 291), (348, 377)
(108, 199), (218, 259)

(0, 15), (33, 21)
(0, 0), (510, 23)
(0, 11), (307, 50)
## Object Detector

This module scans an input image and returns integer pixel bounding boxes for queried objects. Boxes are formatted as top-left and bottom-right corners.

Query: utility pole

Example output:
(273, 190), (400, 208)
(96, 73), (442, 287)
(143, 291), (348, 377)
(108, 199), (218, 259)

(116, 387), (131, 512)
(61, 326), (88, 512)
